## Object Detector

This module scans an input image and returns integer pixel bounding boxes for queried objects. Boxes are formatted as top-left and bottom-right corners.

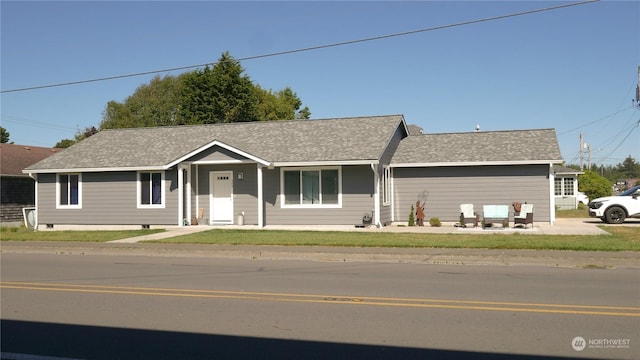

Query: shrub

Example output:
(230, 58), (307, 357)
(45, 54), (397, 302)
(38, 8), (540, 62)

(429, 217), (441, 227)
(408, 205), (415, 226)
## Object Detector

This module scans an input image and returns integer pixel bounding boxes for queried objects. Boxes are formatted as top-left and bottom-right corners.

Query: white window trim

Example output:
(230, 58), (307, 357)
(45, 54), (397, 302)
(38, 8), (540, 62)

(382, 166), (391, 206)
(280, 166), (342, 208)
(555, 176), (576, 197)
(137, 171), (166, 209)
(56, 173), (82, 209)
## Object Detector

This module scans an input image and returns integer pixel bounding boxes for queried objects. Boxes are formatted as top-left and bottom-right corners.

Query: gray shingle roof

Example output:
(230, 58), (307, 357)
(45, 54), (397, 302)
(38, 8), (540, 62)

(391, 128), (563, 165)
(25, 115), (406, 172)
(553, 165), (583, 174)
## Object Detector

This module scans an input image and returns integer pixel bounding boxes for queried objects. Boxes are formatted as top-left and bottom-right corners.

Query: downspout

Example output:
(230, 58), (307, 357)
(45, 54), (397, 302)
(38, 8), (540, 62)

(370, 163), (381, 227)
(28, 172), (39, 230)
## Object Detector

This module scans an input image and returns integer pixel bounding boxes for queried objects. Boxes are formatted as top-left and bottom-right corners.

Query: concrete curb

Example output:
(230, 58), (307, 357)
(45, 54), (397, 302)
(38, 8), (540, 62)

(2, 242), (638, 269)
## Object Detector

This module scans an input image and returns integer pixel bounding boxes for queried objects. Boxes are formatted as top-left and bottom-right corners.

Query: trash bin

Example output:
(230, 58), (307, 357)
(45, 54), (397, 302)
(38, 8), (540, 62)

(237, 212), (244, 226)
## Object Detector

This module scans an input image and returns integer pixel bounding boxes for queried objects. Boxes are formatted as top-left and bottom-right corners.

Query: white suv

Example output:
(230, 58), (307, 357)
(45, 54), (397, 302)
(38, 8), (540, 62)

(588, 185), (640, 224)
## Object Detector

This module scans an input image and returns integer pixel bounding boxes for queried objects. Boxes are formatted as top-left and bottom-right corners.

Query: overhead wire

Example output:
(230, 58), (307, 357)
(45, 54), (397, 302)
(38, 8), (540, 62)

(597, 119), (640, 163)
(0, 0), (599, 94)
(1, 114), (77, 131)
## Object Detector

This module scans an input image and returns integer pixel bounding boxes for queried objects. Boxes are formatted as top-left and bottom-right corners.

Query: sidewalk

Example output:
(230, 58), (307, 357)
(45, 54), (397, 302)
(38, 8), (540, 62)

(2, 218), (638, 268)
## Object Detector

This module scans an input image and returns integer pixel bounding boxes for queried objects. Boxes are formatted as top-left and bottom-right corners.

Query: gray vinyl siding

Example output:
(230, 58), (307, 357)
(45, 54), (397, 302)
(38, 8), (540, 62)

(263, 165), (375, 225)
(36, 171), (179, 225)
(393, 165), (551, 223)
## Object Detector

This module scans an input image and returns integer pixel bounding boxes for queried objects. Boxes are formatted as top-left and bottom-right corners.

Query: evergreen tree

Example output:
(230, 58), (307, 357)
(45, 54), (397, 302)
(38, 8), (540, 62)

(179, 52), (259, 124)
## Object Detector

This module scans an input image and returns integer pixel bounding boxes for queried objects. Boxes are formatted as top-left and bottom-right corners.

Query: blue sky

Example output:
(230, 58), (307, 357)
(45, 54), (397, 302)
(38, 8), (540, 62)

(2, 0), (638, 166)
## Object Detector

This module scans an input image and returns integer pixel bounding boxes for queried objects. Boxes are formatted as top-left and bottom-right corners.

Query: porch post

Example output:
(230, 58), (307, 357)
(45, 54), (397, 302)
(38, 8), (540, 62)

(257, 164), (264, 228)
(371, 163), (381, 227)
(549, 163), (556, 225)
(185, 164), (191, 225)
(178, 166), (184, 226)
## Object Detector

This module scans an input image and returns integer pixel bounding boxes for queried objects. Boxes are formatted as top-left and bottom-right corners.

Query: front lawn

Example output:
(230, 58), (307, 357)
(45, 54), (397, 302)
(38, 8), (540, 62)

(0, 227), (164, 242)
(150, 226), (640, 252)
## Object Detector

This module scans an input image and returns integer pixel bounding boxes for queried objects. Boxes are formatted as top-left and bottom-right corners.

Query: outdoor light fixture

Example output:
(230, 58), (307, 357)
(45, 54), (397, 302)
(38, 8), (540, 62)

(238, 171), (244, 180)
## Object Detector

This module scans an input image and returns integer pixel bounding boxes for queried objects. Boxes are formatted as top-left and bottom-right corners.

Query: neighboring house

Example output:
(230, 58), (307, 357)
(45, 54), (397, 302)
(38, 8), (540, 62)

(23, 115), (564, 230)
(552, 166), (585, 210)
(1, 143), (60, 223)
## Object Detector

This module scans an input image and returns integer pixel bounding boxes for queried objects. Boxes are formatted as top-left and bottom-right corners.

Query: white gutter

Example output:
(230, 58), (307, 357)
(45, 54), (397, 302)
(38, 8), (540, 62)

(390, 159), (564, 168)
(273, 160), (379, 167)
(23, 166), (167, 174)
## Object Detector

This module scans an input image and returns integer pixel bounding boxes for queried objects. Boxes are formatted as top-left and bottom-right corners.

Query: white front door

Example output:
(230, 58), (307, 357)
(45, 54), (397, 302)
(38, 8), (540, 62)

(210, 171), (233, 224)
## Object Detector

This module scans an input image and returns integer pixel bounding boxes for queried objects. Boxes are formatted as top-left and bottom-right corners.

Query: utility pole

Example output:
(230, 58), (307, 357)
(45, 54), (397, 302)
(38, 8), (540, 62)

(579, 132), (591, 171)
(636, 66), (639, 107)
(579, 132), (584, 171)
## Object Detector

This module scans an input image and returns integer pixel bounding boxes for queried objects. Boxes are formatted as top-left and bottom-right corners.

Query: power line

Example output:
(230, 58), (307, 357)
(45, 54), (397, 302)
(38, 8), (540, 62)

(557, 106), (633, 135)
(1, 114), (77, 131)
(0, 0), (599, 94)
(599, 119), (640, 163)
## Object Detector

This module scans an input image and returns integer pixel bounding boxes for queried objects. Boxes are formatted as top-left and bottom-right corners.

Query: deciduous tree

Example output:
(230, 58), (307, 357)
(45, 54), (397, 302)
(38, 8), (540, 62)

(578, 170), (612, 200)
(179, 52), (259, 124)
(0, 126), (10, 143)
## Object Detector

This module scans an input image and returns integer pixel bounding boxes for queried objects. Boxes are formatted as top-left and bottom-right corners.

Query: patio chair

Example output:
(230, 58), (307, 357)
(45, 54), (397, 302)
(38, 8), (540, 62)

(459, 203), (479, 227)
(514, 203), (534, 228)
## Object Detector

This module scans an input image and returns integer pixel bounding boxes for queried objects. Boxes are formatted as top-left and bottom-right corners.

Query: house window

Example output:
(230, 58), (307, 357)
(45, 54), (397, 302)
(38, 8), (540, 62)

(555, 177), (575, 196)
(57, 173), (81, 208)
(554, 178), (562, 196)
(138, 171), (165, 208)
(382, 166), (391, 206)
(563, 178), (574, 196)
(282, 167), (341, 207)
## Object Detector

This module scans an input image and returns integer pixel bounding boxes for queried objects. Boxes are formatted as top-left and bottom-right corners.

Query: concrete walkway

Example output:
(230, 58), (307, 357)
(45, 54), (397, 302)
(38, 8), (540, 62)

(108, 217), (614, 244)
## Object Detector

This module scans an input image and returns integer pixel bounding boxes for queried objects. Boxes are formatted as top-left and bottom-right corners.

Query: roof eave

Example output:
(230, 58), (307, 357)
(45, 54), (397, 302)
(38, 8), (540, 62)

(273, 160), (379, 167)
(390, 159), (563, 168)
(22, 166), (168, 174)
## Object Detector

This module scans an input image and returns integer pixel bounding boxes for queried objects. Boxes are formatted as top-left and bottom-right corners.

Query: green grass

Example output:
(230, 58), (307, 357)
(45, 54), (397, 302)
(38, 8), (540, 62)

(3, 223), (638, 252)
(556, 204), (590, 218)
(0, 226), (164, 242)
(149, 226), (640, 252)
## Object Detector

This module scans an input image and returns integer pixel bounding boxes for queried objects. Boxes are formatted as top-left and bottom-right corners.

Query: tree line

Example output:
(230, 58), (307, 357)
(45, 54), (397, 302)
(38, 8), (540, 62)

(54, 52), (310, 148)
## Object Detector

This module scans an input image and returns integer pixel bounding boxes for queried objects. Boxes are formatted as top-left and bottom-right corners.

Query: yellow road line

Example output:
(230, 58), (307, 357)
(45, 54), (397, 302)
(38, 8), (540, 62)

(2, 281), (638, 317)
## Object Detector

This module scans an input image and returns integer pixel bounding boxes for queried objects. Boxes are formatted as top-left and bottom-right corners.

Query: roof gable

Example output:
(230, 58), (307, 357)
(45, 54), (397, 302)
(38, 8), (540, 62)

(391, 128), (563, 166)
(25, 115), (406, 173)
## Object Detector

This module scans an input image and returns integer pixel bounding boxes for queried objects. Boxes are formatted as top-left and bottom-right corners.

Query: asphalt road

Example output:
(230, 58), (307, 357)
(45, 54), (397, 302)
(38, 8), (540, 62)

(1, 252), (638, 360)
